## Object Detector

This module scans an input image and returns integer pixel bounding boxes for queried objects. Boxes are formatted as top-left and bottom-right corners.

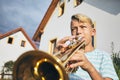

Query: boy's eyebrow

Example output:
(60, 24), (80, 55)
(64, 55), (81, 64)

(71, 26), (78, 28)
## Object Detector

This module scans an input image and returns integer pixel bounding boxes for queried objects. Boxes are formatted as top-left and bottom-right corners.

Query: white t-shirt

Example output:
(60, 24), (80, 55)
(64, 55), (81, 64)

(69, 49), (119, 80)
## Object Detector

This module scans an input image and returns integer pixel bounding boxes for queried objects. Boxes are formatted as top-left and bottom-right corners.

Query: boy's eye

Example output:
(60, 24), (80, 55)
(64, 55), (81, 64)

(80, 26), (86, 28)
(71, 27), (77, 31)
(72, 28), (75, 30)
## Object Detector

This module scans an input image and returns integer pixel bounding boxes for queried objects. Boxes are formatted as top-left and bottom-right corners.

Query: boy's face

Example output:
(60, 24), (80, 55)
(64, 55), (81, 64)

(71, 19), (96, 46)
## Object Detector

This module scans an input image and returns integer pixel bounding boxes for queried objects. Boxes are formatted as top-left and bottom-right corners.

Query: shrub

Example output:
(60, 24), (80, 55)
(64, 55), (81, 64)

(111, 42), (120, 79)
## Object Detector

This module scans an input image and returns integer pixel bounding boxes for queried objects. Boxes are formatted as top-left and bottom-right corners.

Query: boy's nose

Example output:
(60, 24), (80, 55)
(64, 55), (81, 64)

(76, 27), (82, 35)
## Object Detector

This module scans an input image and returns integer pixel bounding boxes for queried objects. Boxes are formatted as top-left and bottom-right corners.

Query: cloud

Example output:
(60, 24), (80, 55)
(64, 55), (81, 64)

(0, 0), (52, 38)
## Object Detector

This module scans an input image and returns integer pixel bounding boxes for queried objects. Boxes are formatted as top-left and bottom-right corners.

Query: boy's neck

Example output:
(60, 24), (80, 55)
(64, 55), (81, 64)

(85, 44), (95, 53)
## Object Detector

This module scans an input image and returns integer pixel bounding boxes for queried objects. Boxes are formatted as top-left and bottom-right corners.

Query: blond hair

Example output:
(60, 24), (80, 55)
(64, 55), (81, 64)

(71, 13), (94, 28)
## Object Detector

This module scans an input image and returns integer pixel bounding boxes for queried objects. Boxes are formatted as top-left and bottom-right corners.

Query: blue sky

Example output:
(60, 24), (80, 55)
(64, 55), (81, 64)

(0, 0), (52, 38)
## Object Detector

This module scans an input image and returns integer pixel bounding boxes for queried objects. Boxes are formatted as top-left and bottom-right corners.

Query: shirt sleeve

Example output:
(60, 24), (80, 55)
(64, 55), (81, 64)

(100, 53), (119, 80)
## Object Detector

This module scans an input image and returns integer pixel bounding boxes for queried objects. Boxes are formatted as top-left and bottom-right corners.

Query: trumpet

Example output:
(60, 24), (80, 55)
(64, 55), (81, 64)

(13, 36), (85, 80)
(54, 36), (85, 73)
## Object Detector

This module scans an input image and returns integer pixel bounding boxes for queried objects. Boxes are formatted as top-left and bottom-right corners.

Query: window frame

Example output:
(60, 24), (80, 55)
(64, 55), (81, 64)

(49, 38), (57, 54)
(20, 40), (26, 47)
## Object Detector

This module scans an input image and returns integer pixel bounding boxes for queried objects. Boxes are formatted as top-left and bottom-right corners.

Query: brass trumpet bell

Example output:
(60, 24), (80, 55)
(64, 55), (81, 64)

(13, 50), (69, 80)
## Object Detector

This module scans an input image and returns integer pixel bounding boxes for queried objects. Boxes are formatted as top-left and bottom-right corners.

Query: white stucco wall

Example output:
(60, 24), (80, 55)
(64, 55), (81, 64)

(0, 31), (35, 72)
(39, 0), (120, 55)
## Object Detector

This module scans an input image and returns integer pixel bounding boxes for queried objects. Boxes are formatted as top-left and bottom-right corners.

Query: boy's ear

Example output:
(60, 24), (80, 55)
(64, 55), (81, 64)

(92, 28), (96, 36)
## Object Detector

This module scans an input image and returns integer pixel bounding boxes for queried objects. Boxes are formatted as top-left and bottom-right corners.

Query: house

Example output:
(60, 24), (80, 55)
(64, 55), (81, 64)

(33, 0), (120, 54)
(0, 27), (37, 78)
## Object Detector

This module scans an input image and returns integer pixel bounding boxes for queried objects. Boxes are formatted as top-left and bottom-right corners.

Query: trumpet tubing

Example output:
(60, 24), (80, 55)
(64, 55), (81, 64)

(54, 38), (85, 73)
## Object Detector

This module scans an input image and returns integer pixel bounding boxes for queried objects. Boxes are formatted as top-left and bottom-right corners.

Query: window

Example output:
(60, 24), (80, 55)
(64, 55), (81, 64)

(58, 0), (65, 17)
(68, 0), (70, 2)
(49, 38), (57, 54)
(92, 21), (96, 48)
(74, 0), (83, 7)
(8, 37), (13, 44)
(21, 40), (26, 47)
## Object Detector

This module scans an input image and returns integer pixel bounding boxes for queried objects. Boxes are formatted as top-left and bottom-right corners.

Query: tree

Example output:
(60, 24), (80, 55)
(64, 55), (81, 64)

(4, 60), (14, 73)
(1, 60), (14, 79)
(111, 42), (120, 79)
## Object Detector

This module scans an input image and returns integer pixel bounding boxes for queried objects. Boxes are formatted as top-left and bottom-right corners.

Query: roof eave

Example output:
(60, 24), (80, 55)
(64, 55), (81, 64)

(32, 0), (59, 42)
